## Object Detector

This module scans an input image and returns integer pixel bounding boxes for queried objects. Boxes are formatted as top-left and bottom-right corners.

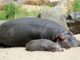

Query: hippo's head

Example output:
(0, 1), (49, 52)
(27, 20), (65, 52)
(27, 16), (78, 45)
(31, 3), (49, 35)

(55, 31), (78, 49)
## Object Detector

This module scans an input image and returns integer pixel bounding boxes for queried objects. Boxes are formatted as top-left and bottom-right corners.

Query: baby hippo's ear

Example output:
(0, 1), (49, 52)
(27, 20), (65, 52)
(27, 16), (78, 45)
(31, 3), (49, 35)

(52, 34), (66, 42)
(55, 34), (66, 41)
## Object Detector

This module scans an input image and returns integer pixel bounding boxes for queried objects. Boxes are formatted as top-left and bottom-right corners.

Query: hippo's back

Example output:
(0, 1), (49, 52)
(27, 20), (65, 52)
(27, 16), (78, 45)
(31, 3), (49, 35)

(1, 17), (66, 31)
(0, 17), (67, 46)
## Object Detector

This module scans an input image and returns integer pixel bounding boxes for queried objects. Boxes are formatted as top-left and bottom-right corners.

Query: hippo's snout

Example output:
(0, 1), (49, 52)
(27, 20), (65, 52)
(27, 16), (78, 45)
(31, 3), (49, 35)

(67, 37), (78, 47)
(56, 31), (79, 49)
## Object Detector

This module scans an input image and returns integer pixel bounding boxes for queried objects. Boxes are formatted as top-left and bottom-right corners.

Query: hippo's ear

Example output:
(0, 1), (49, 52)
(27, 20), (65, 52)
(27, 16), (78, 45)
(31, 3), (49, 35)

(55, 34), (66, 41)
(52, 34), (66, 42)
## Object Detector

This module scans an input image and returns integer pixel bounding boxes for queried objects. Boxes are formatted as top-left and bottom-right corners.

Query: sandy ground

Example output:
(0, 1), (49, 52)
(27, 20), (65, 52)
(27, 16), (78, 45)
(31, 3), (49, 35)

(0, 20), (80, 60)
(0, 34), (80, 60)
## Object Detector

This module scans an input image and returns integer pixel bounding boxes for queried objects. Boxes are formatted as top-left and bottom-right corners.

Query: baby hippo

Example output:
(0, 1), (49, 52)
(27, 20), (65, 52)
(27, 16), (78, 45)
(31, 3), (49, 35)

(25, 39), (63, 52)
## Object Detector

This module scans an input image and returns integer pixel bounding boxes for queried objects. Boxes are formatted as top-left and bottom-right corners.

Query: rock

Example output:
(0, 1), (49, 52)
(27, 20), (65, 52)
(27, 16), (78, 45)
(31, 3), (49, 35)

(39, 0), (69, 30)
(49, 0), (61, 6)
(67, 12), (80, 21)
(67, 12), (80, 34)
(68, 21), (80, 34)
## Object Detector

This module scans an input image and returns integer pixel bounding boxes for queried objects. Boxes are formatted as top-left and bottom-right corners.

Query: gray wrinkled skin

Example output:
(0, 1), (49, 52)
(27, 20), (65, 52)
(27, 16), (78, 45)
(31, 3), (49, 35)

(26, 39), (63, 52)
(0, 18), (79, 49)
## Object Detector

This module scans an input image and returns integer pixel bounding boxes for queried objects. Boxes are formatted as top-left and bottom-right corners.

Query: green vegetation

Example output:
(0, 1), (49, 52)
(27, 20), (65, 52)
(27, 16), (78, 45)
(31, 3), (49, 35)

(14, 7), (40, 19)
(1, 0), (80, 20)
(0, 10), (6, 20)
(73, 0), (80, 12)
(0, 3), (18, 20)
(4, 3), (16, 19)
(0, 3), (40, 20)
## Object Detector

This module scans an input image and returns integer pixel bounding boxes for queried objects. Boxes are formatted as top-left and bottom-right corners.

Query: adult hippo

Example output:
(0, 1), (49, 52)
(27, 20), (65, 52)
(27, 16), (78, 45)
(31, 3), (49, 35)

(26, 39), (63, 52)
(0, 17), (79, 48)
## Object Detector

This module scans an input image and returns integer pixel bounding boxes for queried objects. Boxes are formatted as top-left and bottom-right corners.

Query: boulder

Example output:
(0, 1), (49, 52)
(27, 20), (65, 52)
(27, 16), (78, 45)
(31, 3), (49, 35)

(67, 12), (80, 21)
(67, 12), (80, 34)
(39, 0), (69, 30)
